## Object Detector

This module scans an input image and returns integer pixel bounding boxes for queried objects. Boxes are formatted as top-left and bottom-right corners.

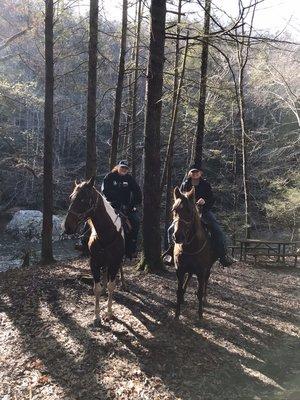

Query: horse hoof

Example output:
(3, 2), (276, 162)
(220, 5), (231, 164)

(104, 313), (113, 322)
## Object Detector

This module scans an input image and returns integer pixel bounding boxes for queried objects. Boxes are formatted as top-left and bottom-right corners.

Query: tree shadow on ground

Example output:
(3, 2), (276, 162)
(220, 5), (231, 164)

(0, 261), (299, 399)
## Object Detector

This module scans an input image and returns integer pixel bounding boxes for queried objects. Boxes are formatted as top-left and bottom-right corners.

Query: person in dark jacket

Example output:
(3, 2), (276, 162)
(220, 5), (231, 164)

(102, 160), (142, 258)
(164, 165), (234, 267)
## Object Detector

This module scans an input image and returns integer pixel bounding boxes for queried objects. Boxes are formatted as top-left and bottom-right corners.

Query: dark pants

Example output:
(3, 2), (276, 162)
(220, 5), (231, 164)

(202, 210), (227, 260)
(125, 209), (140, 256)
(168, 210), (227, 261)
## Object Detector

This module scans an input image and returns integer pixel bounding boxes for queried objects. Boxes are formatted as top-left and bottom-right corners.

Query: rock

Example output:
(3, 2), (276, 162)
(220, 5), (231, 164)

(5, 210), (63, 242)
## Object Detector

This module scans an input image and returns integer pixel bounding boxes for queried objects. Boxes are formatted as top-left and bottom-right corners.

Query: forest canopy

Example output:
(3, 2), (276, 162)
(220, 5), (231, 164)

(0, 0), (299, 245)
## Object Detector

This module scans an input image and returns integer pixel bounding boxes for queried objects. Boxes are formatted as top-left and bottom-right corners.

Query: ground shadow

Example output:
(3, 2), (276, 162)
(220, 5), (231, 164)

(0, 260), (299, 399)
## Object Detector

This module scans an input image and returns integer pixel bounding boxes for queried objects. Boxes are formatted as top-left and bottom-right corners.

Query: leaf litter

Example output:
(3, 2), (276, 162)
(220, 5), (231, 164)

(0, 258), (299, 400)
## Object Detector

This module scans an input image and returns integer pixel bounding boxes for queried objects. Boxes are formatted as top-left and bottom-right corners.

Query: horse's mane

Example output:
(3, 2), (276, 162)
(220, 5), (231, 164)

(94, 188), (122, 233)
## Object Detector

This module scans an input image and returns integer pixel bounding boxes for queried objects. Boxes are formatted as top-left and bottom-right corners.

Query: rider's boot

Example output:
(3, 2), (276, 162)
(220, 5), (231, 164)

(219, 254), (236, 267)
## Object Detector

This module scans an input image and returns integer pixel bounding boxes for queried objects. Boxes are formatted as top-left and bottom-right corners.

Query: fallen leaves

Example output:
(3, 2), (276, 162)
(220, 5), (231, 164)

(0, 260), (299, 399)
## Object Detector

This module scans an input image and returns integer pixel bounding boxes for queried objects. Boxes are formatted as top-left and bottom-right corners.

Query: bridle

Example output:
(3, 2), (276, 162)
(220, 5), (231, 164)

(67, 189), (122, 233)
(173, 205), (207, 255)
(67, 190), (99, 224)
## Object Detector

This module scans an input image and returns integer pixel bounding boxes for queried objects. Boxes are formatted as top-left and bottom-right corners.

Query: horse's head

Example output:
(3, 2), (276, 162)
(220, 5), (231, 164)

(172, 186), (196, 244)
(64, 176), (96, 234)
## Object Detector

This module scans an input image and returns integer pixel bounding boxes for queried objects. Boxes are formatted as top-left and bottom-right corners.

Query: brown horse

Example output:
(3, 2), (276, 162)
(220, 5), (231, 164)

(64, 177), (125, 321)
(172, 186), (218, 320)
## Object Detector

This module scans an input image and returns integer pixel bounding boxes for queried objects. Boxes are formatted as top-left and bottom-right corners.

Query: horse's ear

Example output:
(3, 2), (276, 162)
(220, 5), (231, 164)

(87, 176), (95, 187)
(186, 186), (195, 200)
(174, 186), (181, 199)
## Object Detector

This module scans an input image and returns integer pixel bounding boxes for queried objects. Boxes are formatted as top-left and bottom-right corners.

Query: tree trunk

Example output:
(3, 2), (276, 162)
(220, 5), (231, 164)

(162, 39), (188, 248)
(139, 0), (166, 272)
(162, 3), (181, 249)
(237, 67), (251, 238)
(86, 0), (99, 179)
(131, 0), (142, 178)
(162, 33), (189, 251)
(122, 71), (133, 159)
(235, 1), (257, 238)
(41, 0), (54, 263)
(161, 33), (188, 193)
(109, 0), (128, 169)
(194, 0), (211, 168)
(231, 103), (238, 244)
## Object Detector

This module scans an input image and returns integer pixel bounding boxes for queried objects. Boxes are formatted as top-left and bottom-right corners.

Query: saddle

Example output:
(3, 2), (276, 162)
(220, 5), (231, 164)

(117, 211), (132, 235)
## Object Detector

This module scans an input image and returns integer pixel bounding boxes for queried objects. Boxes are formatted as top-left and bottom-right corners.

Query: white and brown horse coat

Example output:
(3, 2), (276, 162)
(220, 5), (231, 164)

(64, 178), (125, 321)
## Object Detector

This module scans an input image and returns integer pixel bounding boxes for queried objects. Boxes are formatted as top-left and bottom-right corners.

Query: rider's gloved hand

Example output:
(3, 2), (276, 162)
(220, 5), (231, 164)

(197, 198), (206, 206)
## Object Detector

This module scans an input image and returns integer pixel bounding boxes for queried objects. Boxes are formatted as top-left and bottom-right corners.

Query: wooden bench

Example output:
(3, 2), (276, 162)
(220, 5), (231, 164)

(248, 251), (298, 267)
(238, 239), (297, 267)
(227, 245), (240, 257)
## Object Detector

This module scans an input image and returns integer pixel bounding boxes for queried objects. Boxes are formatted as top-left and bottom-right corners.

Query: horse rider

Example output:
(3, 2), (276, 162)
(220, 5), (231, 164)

(102, 160), (142, 259)
(163, 164), (235, 268)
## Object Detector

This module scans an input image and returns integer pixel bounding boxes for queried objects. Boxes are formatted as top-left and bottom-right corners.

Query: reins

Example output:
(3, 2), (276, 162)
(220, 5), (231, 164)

(68, 190), (121, 229)
(174, 207), (208, 256)
(67, 193), (99, 223)
(69, 189), (124, 247)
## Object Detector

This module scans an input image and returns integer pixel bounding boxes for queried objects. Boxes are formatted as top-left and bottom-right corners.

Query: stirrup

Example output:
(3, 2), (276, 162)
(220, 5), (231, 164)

(220, 254), (236, 268)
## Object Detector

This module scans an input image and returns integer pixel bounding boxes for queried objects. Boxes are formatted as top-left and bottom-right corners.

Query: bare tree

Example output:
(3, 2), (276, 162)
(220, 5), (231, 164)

(194, 0), (211, 167)
(41, 0), (54, 263)
(86, 0), (99, 179)
(109, 0), (128, 169)
(139, 0), (167, 272)
(161, 35), (189, 249)
(131, 0), (143, 178)
(235, 0), (258, 238)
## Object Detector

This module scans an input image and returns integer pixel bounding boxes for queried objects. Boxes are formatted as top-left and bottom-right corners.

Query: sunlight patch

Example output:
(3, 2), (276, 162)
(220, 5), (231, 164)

(193, 327), (265, 363)
(241, 364), (284, 390)
(38, 301), (85, 357)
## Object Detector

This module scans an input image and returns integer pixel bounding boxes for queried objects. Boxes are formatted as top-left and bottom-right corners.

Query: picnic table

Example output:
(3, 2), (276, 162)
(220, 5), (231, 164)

(237, 238), (298, 266)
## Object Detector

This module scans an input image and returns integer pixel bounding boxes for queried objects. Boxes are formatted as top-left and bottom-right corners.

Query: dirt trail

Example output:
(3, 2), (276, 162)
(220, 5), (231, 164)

(0, 259), (299, 400)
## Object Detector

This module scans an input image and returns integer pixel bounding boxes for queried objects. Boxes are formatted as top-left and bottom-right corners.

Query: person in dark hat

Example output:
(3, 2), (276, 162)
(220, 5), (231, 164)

(163, 164), (235, 268)
(102, 160), (142, 258)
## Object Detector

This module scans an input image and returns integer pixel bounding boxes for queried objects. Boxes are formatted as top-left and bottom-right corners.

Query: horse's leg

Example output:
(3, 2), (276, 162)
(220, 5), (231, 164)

(106, 279), (116, 320)
(100, 269), (107, 296)
(90, 257), (101, 321)
(182, 273), (192, 296)
(120, 265), (127, 291)
(94, 282), (101, 321)
(203, 267), (211, 305)
(175, 270), (185, 320)
(196, 273), (205, 320)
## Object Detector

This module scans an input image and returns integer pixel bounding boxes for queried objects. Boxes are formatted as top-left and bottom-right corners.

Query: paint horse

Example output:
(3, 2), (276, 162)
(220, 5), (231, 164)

(64, 177), (125, 321)
(172, 186), (218, 320)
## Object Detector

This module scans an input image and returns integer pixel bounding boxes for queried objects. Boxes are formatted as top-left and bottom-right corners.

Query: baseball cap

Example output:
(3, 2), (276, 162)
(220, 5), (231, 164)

(118, 160), (129, 168)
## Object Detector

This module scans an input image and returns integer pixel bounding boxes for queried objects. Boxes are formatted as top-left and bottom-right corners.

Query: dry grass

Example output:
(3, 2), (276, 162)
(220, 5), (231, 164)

(0, 258), (299, 400)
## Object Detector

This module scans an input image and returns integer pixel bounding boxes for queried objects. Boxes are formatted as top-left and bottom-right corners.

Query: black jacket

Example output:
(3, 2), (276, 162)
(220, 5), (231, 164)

(102, 171), (142, 211)
(180, 177), (215, 211)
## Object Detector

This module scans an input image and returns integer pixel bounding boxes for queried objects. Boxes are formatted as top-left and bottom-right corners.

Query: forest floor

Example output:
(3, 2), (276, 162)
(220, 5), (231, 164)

(0, 257), (299, 400)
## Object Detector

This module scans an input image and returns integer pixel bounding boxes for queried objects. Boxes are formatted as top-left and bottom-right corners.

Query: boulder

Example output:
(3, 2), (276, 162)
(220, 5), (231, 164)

(6, 210), (63, 241)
